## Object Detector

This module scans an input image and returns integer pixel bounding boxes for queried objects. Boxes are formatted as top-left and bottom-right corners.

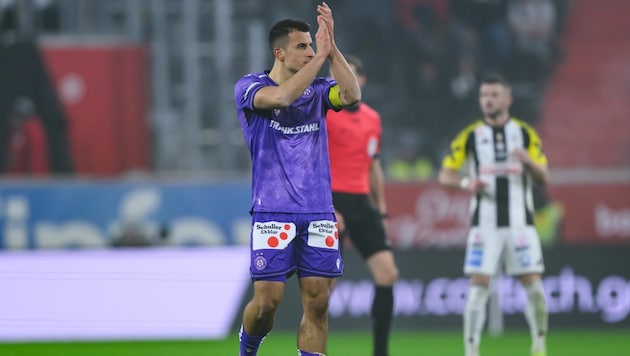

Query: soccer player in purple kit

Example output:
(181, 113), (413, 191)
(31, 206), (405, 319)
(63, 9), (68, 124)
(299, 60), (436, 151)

(233, 3), (360, 356)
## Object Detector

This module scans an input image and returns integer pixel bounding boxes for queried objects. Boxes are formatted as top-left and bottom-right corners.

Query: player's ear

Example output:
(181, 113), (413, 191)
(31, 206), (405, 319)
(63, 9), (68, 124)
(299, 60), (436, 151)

(274, 47), (285, 61)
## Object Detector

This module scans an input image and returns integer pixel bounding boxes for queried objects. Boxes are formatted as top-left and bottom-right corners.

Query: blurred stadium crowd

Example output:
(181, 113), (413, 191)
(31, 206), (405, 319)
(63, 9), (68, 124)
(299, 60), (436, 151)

(0, 0), (579, 179)
(325, 0), (570, 178)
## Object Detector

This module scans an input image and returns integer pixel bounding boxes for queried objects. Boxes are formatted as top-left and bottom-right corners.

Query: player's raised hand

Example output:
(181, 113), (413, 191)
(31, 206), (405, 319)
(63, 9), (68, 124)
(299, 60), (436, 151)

(315, 14), (332, 57)
(510, 147), (532, 166)
(317, 2), (335, 43)
(461, 177), (488, 195)
(470, 179), (488, 194)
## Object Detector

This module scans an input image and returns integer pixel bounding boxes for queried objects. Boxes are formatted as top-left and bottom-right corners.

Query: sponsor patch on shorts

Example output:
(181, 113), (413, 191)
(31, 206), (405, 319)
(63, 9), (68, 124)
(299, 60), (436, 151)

(252, 221), (296, 250)
(467, 248), (483, 267)
(519, 251), (531, 267)
(307, 220), (339, 250)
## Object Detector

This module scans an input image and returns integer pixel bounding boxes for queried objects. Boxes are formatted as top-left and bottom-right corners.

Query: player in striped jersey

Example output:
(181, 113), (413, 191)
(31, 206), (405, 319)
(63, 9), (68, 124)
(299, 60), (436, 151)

(438, 73), (549, 356)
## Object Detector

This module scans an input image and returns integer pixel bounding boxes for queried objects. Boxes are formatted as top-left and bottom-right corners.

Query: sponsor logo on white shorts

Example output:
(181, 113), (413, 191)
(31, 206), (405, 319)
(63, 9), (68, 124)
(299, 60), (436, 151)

(252, 221), (296, 250)
(307, 220), (339, 249)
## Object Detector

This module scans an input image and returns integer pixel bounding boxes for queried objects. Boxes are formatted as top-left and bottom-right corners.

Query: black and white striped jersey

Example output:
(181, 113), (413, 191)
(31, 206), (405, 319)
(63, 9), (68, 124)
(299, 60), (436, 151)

(442, 118), (548, 228)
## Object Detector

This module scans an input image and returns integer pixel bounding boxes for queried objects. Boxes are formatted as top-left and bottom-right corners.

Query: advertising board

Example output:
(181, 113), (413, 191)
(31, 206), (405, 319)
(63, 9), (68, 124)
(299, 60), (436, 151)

(0, 247), (250, 341)
(265, 247), (630, 331)
(0, 181), (251, 249)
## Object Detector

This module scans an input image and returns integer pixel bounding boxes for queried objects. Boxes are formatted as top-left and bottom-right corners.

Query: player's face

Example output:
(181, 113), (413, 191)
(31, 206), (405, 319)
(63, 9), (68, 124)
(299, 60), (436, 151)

(282, 31), (315, 73)
(479, 83), (512, 119)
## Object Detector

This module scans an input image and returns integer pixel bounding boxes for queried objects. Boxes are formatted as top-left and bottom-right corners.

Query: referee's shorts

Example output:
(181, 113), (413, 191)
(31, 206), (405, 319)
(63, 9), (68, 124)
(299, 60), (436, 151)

(332, 191), (391, 260)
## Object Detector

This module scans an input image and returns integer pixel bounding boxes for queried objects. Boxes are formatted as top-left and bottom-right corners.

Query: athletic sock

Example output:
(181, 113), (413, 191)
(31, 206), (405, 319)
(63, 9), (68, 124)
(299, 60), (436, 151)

(524, 280), (548, 352)
(464, 285), (489, 354)
(372, 285), (394, 356)
(239, 324), (266, 356)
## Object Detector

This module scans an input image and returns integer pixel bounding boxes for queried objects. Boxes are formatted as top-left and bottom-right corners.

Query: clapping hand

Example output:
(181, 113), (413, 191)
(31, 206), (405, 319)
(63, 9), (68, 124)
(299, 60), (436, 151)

(314, 6), (332, 57)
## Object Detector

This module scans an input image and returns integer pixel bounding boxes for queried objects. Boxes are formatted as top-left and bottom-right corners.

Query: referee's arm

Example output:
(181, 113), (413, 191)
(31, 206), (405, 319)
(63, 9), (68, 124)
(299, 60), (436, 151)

(369, 157), (388, 218)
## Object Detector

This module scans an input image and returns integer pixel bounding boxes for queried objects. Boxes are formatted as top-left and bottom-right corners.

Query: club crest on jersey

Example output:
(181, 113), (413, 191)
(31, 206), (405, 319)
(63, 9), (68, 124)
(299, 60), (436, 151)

(302, 87), (314, 97)
(252, 221), (296, 250)
(273, 109), (280, 116)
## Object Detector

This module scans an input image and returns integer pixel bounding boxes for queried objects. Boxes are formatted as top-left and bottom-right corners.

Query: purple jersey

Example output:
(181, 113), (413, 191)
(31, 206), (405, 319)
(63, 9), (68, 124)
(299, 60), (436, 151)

(234, 71), (340, 213)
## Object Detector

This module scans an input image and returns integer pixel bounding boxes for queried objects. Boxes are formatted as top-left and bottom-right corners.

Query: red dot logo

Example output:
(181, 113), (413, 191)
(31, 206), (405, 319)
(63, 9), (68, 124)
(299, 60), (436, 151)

(325, 236), (335, 247)
(284, 224), (291, 230)
(334, 231), (338, 239)
(268, 236), (279, 248)
(279, 232), (288, 240)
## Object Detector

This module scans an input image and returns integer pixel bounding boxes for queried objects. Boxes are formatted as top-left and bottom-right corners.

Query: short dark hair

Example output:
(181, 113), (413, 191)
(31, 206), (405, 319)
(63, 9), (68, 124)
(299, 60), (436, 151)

(268, 19), (310, 51)
(480, 72), (510, 87)
(344, 54), (365, 76)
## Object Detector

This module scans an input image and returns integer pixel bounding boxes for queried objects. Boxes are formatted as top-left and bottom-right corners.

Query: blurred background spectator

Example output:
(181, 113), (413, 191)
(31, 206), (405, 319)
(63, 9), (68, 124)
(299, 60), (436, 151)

(2, 97), (50, 176)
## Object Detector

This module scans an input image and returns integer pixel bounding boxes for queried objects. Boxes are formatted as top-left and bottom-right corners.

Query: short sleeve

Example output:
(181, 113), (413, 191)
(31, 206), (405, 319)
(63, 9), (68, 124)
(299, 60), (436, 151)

(234, 74), (265, 111)
(524, 126), (548, 166)
(442, 123), (478, 171)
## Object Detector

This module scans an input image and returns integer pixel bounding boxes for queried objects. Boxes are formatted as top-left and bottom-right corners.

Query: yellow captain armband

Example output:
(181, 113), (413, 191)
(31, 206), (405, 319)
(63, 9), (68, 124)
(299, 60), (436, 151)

(328, 84), (343, 109)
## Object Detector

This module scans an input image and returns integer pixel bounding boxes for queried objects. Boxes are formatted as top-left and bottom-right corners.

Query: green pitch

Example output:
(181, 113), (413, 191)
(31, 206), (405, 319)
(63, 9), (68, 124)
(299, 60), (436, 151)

(0, 329), (627, 356)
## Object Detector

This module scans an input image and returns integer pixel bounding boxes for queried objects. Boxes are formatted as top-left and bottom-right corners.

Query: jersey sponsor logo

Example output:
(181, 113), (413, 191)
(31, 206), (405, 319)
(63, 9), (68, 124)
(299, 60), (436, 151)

(269, 119), (320, 135)
(252, 221), (296, 250)
(479, 161), (523, 176)
(307, 220), (339, 249)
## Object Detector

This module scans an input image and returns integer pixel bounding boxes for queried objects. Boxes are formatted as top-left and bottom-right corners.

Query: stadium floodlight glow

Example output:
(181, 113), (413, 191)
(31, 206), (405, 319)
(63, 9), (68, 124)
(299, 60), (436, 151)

(0, 247), (250, 341)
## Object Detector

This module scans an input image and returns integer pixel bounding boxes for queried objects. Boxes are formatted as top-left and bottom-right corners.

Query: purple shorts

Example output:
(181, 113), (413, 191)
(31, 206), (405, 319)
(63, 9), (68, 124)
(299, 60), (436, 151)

(249, 212), (344, 281)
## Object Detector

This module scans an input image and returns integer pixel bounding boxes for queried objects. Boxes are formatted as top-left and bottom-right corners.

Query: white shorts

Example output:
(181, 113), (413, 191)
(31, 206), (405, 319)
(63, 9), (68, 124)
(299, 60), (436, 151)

(463, 226), (545, 276)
